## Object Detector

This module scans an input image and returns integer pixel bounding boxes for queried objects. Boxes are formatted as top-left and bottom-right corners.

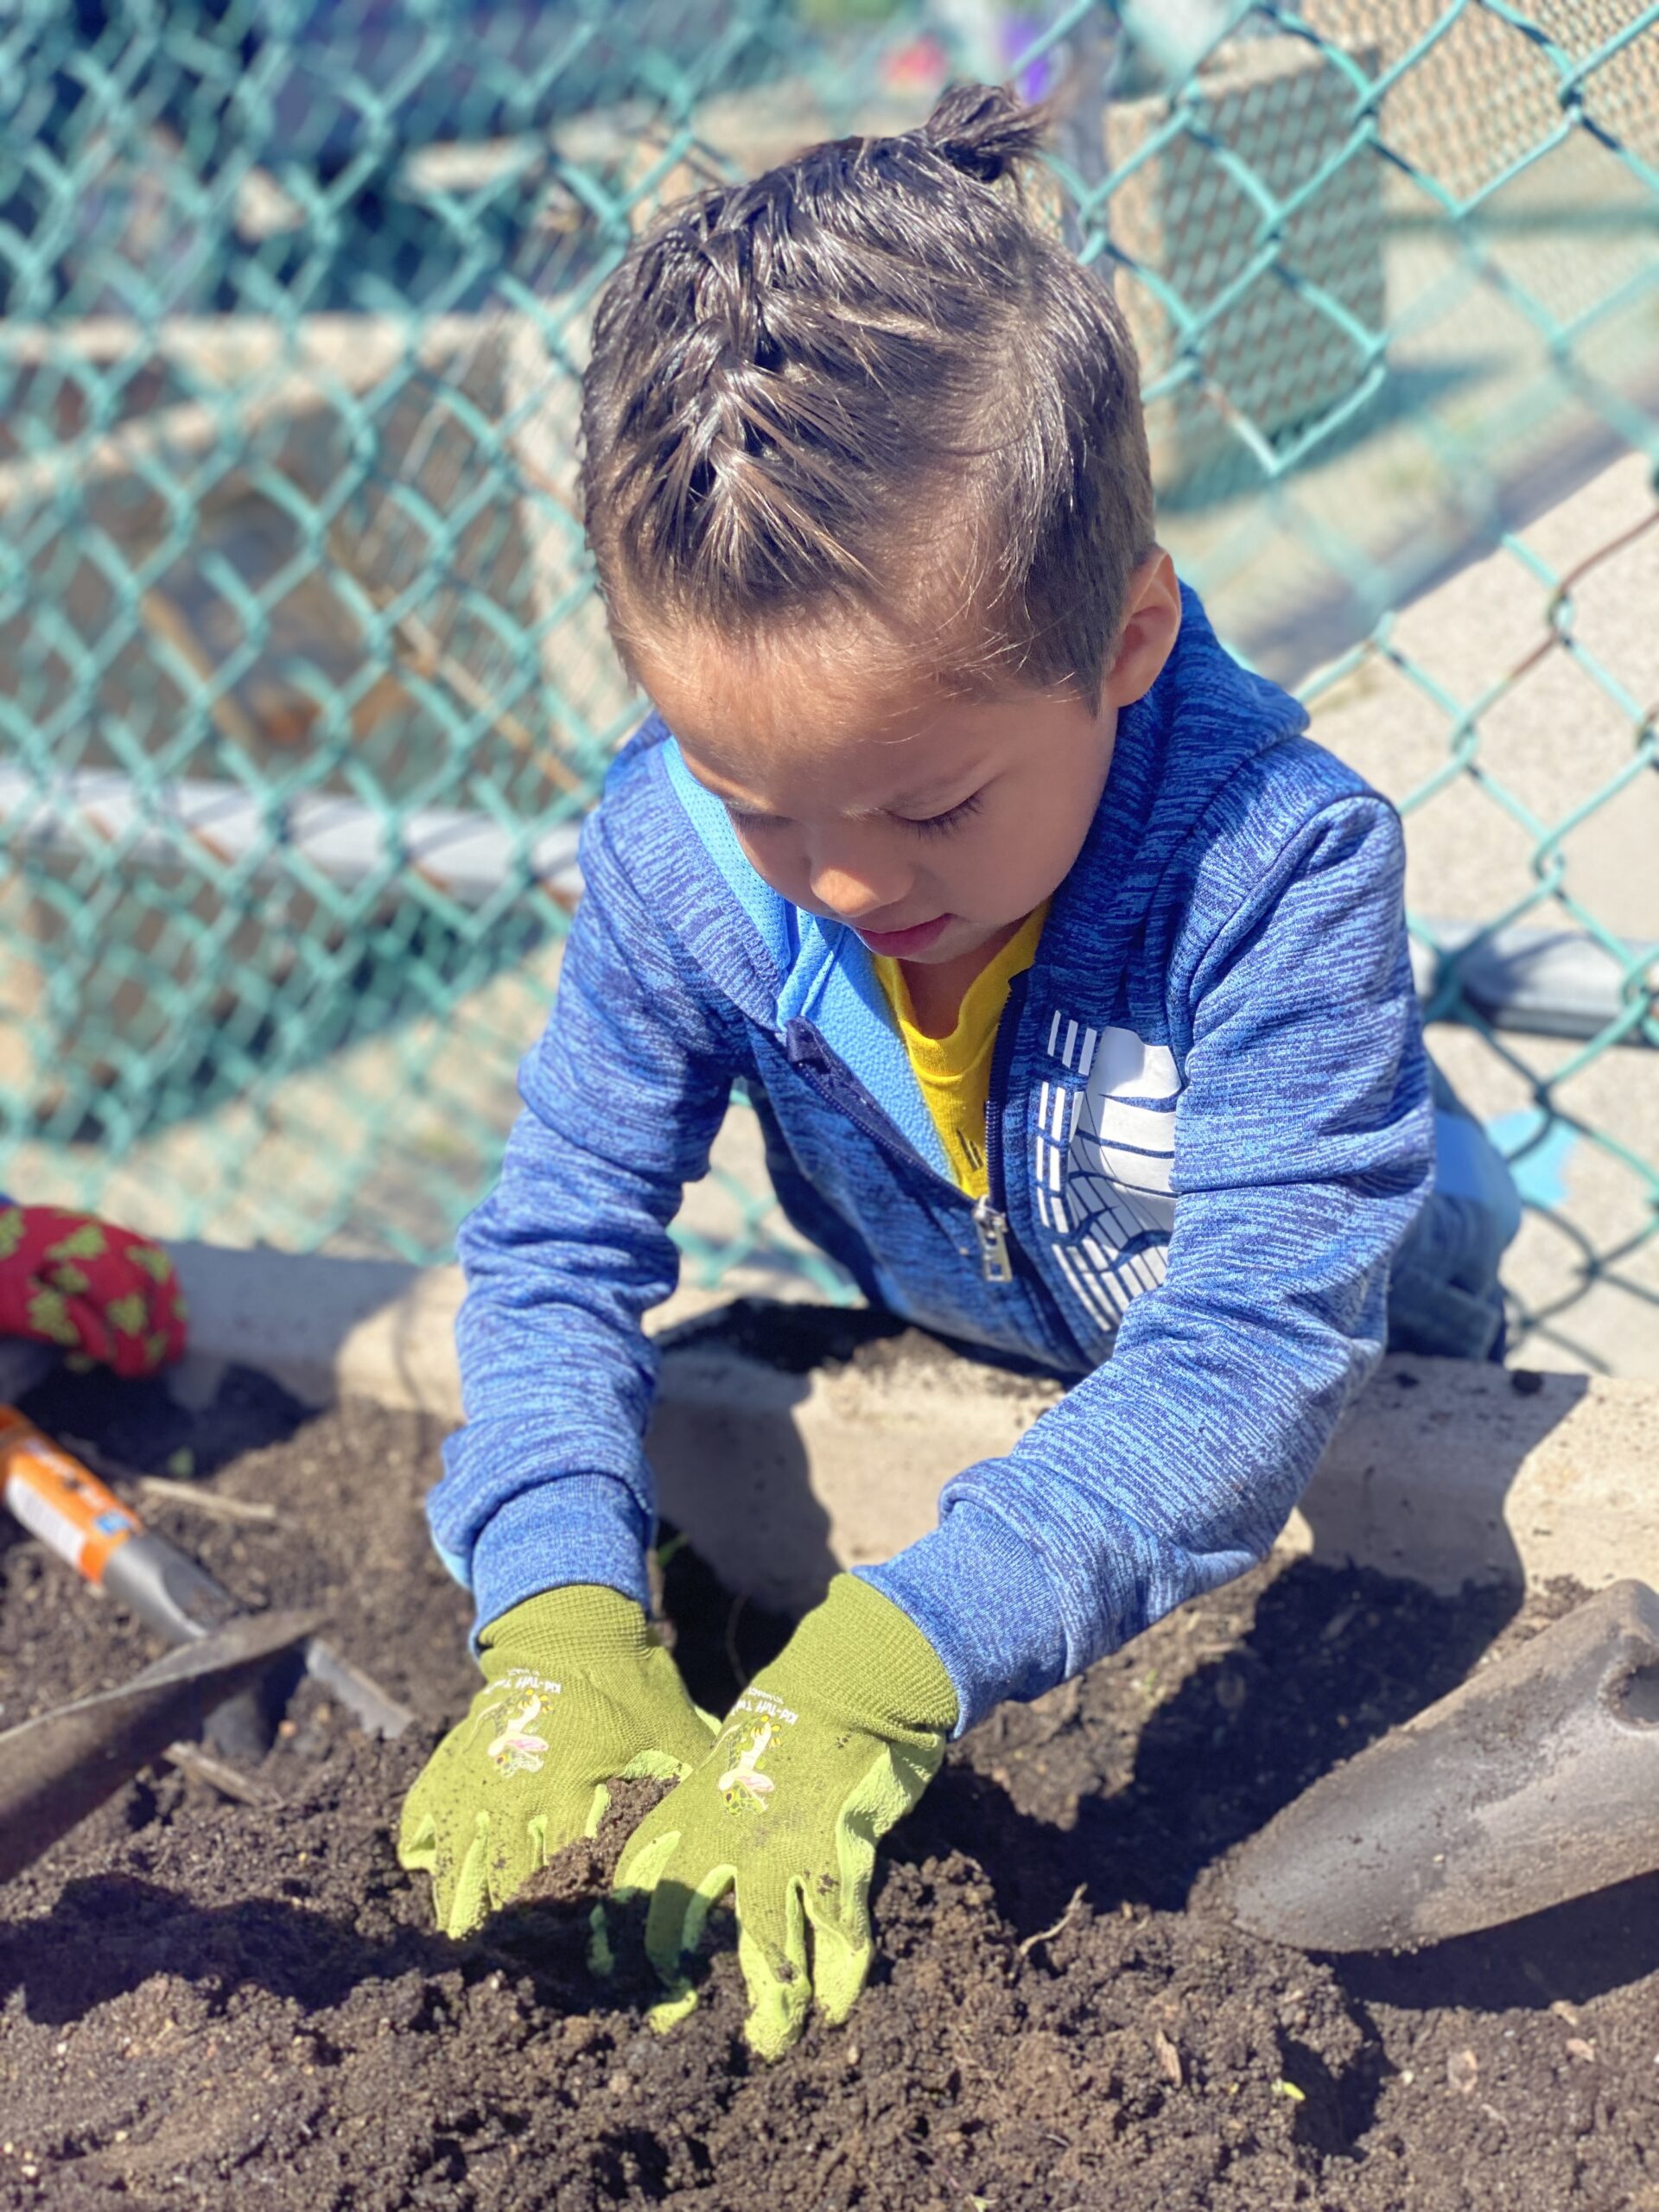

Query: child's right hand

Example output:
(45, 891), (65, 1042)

(397, 1584), (715, 1938)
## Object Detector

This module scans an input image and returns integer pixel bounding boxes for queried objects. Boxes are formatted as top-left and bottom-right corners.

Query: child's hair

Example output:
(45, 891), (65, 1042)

(579, 83), (1154, 709)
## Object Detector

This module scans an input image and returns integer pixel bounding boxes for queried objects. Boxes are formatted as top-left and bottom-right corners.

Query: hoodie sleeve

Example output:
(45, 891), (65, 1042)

(861, 793), (1433, 1732)
(425, 801), (740, 1638)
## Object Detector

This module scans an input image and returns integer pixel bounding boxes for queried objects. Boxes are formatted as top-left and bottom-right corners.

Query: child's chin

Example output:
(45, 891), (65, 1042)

(912, 918), (1011, 962)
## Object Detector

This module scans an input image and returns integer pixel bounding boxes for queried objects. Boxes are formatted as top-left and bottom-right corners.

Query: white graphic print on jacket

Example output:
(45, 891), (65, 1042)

(1034, 1012), (1179, 1337)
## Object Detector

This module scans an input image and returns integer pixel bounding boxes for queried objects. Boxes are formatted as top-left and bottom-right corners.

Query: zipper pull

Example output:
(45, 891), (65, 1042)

(972, 1195), (1014, 1285)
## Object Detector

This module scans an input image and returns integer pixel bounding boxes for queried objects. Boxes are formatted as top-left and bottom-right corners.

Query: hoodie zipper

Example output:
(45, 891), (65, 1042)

(971, 966), (1028, 1285)
(783, 1020), (934, 1177)
(785, 967), (1031, 1289)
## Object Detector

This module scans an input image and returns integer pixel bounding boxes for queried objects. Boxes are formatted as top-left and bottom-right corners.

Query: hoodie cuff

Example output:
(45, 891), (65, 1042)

(469, 1473), (652, 1649)
(753, 1572), (959, 1740)
(859, 1498), (1072, 1736)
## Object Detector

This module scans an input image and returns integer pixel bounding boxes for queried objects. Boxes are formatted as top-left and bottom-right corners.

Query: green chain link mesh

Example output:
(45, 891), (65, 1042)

(1, 2), (1655, 1366)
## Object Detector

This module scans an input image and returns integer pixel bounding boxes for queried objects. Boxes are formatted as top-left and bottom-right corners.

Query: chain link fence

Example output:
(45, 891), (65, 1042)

(1, 1), (1655, 1367)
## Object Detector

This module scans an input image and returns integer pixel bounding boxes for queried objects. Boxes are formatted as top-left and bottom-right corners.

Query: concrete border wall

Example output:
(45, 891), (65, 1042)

(155, 1242), (1659, 1618)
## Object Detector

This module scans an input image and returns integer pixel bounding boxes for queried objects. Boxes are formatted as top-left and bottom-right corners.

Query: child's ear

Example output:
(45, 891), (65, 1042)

(1102, 550), (1182, 712)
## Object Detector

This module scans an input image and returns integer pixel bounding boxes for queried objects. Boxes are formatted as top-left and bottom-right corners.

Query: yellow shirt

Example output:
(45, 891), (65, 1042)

(873, 903), (1049, 1199)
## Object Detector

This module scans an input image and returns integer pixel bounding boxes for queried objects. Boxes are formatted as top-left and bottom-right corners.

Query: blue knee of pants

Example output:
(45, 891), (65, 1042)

(1385, 1070), (1522, 1362)
(1386, 1189), (1512, 1361)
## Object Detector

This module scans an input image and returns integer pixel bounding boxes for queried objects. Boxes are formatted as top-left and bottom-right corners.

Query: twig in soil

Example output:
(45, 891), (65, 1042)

(136, 1477), (281, 1527)
(57, 1437), (281, 1527)
(162, 1740), (282, 1808)
(1016, 1882), (1089, 1959)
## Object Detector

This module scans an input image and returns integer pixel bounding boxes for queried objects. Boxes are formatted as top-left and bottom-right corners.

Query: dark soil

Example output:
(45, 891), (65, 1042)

(3, 1364), (1658, 2210)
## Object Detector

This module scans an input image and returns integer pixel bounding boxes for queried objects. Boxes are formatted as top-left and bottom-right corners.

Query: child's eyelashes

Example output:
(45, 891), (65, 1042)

(722, 791), (987, 838)
(897, 789), (986, 837)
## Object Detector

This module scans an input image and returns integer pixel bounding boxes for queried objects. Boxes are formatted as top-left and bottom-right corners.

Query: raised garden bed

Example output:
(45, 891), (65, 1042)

(3, 1361), (1657, 2210)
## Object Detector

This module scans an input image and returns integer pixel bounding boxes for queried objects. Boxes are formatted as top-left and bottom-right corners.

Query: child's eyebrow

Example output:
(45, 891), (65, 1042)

(677, 760), (772, 814)
(680, 735), (993, 820)
(688, 766), (987, 823)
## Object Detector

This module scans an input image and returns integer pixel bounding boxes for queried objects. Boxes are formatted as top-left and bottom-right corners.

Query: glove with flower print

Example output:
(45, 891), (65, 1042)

(612, 1573), (957, 2060)
(399, 1583), (717, 1938)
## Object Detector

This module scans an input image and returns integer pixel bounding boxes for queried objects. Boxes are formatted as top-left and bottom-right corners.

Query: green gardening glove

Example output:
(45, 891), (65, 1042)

(612, 1573), (957, 2060)
(399, 1584), (716, 1937)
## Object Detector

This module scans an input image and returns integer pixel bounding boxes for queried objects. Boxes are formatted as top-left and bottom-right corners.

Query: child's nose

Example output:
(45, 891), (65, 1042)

(809, 851), (913, 925)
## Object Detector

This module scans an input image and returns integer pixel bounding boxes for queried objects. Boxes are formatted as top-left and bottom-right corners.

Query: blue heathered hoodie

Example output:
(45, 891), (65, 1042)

(429, 586), (1509, 1732)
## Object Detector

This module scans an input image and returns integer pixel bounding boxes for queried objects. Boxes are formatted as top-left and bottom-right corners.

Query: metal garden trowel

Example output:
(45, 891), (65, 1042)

(0, 1609), (319, 1886)
(0, 1405), (412, 1752)
(1226, 1580), (1659, 1952)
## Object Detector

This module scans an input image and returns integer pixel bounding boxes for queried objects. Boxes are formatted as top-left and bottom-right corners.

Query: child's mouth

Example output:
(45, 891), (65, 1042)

(855, 914), (951, 957)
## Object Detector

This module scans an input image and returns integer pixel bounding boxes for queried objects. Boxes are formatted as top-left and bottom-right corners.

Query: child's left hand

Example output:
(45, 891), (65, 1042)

(0, 1203), (187, 1376)
(612, 1575), (957, 2060)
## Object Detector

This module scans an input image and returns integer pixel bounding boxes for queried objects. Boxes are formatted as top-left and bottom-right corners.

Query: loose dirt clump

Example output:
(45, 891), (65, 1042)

(521, 1781), (671, 1907)
(3, 1366), (1657, 2210)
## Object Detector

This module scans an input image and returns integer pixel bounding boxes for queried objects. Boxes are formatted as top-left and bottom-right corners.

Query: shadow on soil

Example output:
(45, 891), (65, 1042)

(0, 1864), (665, 2034)
(0, 1872), (442, 2026)
(16, 1357), (314, 1485)
(1334, 1870), (1659, 2014)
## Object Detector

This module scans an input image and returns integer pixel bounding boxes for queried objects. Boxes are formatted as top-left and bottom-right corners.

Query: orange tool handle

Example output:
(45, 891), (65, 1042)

(0, 1404), (141, 1585)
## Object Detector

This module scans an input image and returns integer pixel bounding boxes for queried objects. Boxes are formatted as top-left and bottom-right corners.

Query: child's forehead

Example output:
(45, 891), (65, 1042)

(637, 620), (1027, 809)
(640, 610), (925, 723)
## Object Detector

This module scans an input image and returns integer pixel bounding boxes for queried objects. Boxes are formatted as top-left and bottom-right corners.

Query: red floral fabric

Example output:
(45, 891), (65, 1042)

(0, 1205), (188, 1377)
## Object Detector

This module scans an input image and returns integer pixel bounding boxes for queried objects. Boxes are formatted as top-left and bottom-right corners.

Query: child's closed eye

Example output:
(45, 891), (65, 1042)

(725, 804), (785, 836)
(896, 788), (986, 837)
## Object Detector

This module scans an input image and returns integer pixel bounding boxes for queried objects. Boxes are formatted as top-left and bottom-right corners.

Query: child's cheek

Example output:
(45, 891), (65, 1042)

(734, 828), (798, 899)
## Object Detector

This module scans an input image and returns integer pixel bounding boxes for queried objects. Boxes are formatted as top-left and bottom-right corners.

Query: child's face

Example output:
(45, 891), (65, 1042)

(636, 553), (1180, 969)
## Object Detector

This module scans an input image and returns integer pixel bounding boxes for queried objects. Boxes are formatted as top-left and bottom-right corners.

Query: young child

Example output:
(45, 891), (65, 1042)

(399, 86), (1518, 2057)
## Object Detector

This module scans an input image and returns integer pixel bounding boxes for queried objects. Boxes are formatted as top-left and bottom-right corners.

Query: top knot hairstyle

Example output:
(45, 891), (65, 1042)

(579, 84), (1154, 708)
